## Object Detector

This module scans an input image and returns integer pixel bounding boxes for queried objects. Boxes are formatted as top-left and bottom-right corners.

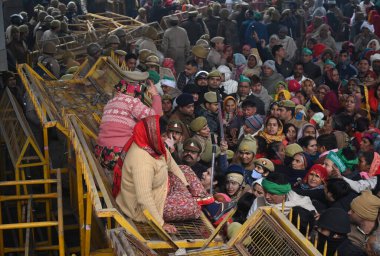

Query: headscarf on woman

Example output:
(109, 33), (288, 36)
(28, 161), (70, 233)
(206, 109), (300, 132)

(258, 117), (285, 144)
(113, 115), (166, 196)
(296, 123), (319, 141)
(242, 53), (262, 77)
(233, 53), (247, 80)
(223, 96), (238, 124)
(301, 164), (328, 190)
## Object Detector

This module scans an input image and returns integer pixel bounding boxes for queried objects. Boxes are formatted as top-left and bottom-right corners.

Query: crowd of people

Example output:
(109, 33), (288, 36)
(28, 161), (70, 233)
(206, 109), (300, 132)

(3, 0), (380, 255)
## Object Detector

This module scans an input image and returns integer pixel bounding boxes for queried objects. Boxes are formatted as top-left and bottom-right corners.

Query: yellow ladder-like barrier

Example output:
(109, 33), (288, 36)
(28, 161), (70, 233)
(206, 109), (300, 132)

(0, 88), (65, 255)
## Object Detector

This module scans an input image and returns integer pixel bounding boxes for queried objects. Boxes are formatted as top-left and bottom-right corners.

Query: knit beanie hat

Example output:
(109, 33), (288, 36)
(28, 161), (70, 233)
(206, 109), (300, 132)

(317, 208), (351, 234)
(238, 136), (257, 154)
(285, 143), (303, 158)
(245, 115), (263, 132)
(190, 116), (207, 132)
(351, 190), (380, 221)
(176, 93), (194, 107)
(262, 60), (276, 72)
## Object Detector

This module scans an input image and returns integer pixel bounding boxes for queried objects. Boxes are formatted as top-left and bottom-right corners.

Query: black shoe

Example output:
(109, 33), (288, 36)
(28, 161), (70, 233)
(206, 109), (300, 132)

(212, 201), (236, 222)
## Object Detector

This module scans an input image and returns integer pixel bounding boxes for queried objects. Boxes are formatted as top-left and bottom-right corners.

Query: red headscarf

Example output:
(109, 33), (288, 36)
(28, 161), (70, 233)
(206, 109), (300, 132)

(112, 115), (167, 197)
(162, 58), (176, 78)
(303, 164), (328, 184)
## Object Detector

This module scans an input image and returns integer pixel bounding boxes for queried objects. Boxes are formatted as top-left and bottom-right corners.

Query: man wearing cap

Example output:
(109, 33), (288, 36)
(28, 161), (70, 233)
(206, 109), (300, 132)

(207, 36), (226, 68)
(241, 114), (264, 138)
(278, 100), (297, 125)
(181, 138), (203, 167)
(190, 45), (211, 72)
(202, 91), (220, 133)
(247, 172), (316, 219)
(40, 19), (60, 45)
(302, 47), (322, 81)
(169, 93), (194, 141)
(161, 15), (190, 74)
(348, 190), (380, 254)
(180, 11), (203, 46)
(166, 120), (185, 162)
(161, 76), (181, 98)
(177, 60), (198, 91)
(236, 135), (258, 186)
(205, 70), (227, 99)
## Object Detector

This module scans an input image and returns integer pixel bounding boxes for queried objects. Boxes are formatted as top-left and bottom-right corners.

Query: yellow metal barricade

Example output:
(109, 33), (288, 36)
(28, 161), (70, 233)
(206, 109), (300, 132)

(0, 88), (65, 255)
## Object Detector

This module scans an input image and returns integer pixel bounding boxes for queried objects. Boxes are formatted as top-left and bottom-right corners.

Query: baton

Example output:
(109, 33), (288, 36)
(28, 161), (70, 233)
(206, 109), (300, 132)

(209, 133), (217, 195)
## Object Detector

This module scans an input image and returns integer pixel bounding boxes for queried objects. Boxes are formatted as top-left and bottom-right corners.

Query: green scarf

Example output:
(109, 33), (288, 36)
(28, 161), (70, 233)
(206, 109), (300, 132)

(336, 149), (358, 170)
(262, 179), (291, 195)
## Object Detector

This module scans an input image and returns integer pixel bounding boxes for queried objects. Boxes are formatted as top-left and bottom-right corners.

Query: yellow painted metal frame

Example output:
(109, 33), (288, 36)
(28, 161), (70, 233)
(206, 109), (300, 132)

(17, 59), (226, 254)
(0, 88), (65, 255)
(227, 207), (321, 256)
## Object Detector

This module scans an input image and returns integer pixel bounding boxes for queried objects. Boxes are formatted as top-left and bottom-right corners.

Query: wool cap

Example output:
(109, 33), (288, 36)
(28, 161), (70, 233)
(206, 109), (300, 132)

(245, 115), (263, 131)
(183, 138), (202, 153)
(254, 158), (275, 172)
(285, 143), (303, 158)
(226, 164), (245, 184)
(262, 60), (276, 72)
(238, 136), (257, 154)
(210, 36), (224, 44)
(167, 120), (183, 133)
(317, 208), (351, 234)
(190, 116), (207, 132)
(204, 91), (218, 103)
(176, 93), (194, 107)
(351, 190), (380, 221)
(324, 59), (336, 68)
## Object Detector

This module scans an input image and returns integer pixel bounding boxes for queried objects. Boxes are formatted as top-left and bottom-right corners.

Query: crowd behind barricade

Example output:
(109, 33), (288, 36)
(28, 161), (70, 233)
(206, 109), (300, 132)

(3, 0), (380, 255)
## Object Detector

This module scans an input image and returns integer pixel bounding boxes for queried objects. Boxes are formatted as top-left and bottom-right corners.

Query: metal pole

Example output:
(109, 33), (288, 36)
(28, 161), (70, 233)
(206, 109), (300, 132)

(209, 134), (216, 195)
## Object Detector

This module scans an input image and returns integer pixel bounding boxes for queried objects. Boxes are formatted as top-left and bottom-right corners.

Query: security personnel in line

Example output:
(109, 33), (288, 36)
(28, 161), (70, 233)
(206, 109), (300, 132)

(38, 41), (60, 79)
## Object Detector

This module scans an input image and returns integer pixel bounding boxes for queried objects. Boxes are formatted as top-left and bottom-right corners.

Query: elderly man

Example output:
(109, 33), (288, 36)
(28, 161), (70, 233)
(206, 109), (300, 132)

(247, 172), (317, 230)
(261, 60), (284, 96)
